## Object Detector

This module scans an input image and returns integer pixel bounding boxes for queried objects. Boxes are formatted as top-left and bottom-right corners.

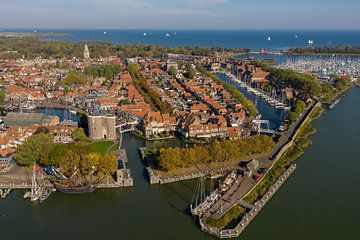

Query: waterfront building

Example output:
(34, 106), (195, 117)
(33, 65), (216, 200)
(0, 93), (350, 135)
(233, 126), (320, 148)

(88, 115), (117, 140)
(141, 112), (177, 138)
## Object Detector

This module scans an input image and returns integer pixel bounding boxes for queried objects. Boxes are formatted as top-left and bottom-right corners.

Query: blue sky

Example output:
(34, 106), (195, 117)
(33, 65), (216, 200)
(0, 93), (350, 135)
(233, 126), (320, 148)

(1, 0), (359, 30)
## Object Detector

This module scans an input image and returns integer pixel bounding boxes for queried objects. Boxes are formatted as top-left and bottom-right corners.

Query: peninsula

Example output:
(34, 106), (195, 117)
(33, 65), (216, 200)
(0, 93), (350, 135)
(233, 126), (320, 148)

(0, 35), (357, 238)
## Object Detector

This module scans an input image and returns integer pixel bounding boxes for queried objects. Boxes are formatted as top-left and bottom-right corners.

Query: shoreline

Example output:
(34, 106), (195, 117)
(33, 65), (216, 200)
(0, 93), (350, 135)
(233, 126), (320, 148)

(197, 101), (323, 239)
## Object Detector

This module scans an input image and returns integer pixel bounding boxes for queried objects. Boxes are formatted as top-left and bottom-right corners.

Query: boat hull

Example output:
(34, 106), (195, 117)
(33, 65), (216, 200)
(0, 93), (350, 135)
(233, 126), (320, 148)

(54, 183), (96, 194)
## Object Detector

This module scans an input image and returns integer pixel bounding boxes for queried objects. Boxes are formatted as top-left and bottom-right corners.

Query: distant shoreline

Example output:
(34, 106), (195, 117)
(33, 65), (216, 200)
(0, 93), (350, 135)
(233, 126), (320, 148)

(0, 32), (70, 37)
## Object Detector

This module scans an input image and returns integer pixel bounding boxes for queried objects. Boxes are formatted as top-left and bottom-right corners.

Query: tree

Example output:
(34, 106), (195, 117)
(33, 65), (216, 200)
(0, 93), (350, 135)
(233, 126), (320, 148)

(293, 100), (306, 114)
(46, 144), (68, 167)
(181, 148), (196, 166)
(35, 126), (50, 135)
(335, 78), (351, 91)
(288, 112), (299, 123)
(128, 63), (140, 76)
(168, 66), (177, 76)
(209, 140), (227, 162)
(99, 154), (118, 176)
(194, 145), (210, 163)
(0, 89), (5, 106)
(157, 148), (181, 171)
(14, 134), (54, 166)
(184, 65), (196, 79)
(84, 64), (121, 80)
(62, 70), (87, 85)
(72, 128), (87, 141)
(59, 149), (81, 177)
(80, 152), (100, 175)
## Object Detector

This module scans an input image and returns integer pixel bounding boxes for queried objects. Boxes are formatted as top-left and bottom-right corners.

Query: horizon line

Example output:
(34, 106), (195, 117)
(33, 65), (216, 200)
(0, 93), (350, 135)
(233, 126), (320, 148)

(2, 28), (360, 32)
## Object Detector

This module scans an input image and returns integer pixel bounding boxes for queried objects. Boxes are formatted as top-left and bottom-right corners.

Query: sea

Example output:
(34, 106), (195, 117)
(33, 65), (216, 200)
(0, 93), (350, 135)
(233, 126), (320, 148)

(1, 30), (360, 240)
(4, 29), (360, 50)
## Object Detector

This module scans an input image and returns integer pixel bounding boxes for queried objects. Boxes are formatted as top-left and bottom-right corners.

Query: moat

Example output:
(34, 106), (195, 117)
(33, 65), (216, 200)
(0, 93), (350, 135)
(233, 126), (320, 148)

(0, 88), (359, 240)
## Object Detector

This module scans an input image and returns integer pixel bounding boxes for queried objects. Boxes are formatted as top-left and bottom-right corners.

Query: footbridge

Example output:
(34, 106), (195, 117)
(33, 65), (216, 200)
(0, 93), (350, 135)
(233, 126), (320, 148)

(252, 119), (275, 134)
(116, 121), (139, 147)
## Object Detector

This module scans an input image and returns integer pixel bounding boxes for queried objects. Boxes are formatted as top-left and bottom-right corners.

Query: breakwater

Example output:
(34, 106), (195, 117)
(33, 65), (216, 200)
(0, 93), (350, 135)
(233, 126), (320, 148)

(199, 164), (297, 239)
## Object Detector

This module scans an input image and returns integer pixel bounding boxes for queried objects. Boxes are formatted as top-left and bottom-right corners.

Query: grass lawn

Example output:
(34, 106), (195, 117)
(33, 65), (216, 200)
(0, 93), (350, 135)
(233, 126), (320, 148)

(205, 205), (246, 229)
(88, 141), (117, 156)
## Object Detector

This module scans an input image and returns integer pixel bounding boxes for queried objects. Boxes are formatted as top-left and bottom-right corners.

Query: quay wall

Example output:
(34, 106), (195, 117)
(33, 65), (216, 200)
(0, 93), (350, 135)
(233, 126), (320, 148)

(200, 164), (297, 239)
(242, 101), (320, 200)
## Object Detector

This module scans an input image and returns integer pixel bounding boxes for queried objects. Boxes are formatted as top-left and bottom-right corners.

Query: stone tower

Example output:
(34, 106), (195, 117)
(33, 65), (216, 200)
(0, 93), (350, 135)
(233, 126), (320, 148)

(84, 44), (90, 60)
(88, 115), (117, 140)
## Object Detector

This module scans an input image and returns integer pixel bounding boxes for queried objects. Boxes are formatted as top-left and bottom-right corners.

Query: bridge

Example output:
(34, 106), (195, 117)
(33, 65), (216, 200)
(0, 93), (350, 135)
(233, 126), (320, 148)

(116, 121), (139, 148)
(252, 119), (275, 134)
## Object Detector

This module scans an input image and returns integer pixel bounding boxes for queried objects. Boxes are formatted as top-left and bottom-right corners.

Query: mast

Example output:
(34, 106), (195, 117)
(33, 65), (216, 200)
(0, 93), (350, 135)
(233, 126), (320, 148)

(191, 176), (207, 209)
(31, 163), (37, 196)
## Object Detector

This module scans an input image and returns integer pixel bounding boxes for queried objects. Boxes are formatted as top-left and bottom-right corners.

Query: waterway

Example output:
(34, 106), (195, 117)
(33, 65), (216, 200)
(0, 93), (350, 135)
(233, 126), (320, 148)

(216, 73), (285, 130)
(1, 89), (360, 239)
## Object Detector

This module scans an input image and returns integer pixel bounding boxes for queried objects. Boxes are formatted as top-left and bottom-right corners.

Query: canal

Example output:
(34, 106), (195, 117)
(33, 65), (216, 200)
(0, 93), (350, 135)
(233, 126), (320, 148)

(0, 89), (360, 239)
(216, 73), (285, 130)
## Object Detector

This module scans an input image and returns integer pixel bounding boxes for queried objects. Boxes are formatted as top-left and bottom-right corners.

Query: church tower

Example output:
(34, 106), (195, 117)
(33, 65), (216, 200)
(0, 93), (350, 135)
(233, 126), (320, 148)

(84, 44), (90, 60)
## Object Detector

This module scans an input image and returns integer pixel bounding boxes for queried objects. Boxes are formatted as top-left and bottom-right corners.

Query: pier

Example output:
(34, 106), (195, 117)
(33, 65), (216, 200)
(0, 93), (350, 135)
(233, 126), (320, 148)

(193, 100), (320, 238)
(199, 164), (297, 239)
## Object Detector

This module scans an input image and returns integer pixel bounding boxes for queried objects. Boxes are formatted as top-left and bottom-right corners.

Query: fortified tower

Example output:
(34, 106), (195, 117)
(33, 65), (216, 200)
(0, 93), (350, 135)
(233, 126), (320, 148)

(88, 115), (117, 140)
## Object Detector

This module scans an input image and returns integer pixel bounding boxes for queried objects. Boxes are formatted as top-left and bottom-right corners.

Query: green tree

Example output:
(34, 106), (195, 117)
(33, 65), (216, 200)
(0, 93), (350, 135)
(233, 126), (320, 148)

(47, 144), (68, 167)
(0, 89), (5, 106)
(181, 148), (196, 166)
(14, 134), (54, 166)
(194, 145), (210, 163)
(62, 70), (87, 85)
(35, 126), (50, 135)
(80, 152), (100, 175)
(157, 148), (181, 171)
(288, 112), (299, 123)
(184, 65), (196, 79)
(293, 100), (306, 114)
(335, 78), (351, 91)
(209, 140), (227, 162)
(84, 64), (121, 80)
(168, 66), (178, 76)
(59, 149), (81, 177)
(72, 128), (88, 141)
(99, 154), (118, 176)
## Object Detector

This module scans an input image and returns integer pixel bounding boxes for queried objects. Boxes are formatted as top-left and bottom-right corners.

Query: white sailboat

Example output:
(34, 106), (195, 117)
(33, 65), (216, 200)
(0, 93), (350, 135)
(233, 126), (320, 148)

(24, 163), (41, 201)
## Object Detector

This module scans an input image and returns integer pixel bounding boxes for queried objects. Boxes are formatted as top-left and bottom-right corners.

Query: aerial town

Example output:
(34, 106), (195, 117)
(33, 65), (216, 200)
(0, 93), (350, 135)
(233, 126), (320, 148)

(0, 41), (358, 239)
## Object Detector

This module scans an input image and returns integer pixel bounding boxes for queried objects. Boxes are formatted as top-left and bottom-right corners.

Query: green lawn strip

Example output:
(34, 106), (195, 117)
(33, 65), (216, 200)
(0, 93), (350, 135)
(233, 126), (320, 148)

(205, 205), (247, 229)
(88, 141), (115, 156)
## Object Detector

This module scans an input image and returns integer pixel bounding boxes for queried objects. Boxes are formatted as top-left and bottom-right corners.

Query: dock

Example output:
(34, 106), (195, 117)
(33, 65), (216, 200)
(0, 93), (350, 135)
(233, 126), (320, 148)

(199, 164), (297, 239)
(329, 98), (341, 110)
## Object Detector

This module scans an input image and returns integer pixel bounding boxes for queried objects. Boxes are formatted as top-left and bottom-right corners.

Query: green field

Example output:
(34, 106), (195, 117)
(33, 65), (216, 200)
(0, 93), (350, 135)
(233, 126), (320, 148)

(88, 141), (118, 156)
(205, 205), (246, 229)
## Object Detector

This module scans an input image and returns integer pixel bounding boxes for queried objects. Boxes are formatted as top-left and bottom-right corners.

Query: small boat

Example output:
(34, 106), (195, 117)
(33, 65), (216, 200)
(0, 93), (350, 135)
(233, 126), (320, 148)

(39, 187), (55, 203)
(23, 191), (31, 199)
(69, 110), (77, 115)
